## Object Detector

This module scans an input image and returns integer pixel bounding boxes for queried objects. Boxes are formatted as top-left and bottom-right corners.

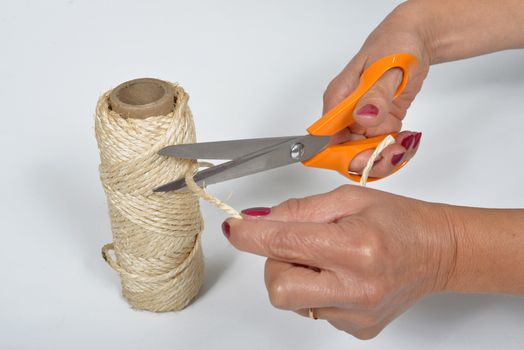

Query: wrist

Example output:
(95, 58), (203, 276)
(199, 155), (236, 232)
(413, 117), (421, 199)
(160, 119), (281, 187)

(385, 1), (439, 65)
(420, 202), (460, 294)
(393, 0), (524, 64)
(438, 206), (524, 295)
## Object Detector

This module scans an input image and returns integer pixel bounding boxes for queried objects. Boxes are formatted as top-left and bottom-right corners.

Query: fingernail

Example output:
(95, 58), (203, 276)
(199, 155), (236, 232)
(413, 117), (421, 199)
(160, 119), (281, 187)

(391, 153), (405, 166)
(401, 135), (415, 149)
(241, 207), (271, 217)
(356, 104), (379, 117)
(221, 221), (231, 239)
(413, 132), (422, 148)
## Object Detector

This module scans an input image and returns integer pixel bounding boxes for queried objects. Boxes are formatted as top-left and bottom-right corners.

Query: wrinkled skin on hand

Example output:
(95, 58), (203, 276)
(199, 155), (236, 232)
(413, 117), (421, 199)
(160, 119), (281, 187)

(226, 186), (457, 339)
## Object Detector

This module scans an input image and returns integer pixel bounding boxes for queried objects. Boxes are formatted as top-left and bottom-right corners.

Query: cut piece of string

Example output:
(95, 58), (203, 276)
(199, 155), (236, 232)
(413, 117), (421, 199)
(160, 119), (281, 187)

(185, 162), (242, 219)
(360, 135), (396, 187)
(188, 135), (396, 218)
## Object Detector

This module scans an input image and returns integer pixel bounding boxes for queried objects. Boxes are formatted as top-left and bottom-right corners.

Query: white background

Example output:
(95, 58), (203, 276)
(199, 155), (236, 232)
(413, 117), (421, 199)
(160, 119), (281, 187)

(1, 0), (524, 349)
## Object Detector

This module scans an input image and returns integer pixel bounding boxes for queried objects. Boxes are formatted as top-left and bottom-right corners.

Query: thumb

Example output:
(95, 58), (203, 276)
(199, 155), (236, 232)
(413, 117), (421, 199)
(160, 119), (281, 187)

(241, 185), (369, 223)
(352, 67), (403, 128)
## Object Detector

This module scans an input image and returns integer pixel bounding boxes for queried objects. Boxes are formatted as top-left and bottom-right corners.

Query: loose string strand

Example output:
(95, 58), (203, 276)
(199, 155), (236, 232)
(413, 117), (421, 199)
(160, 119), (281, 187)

(360, 135), (396, 187)
(185, 163), (242, 219)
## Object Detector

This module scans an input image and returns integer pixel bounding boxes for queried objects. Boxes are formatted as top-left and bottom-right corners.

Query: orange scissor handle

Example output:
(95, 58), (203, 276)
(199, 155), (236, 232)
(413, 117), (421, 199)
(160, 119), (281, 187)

(303, 133), (409, 182)
(303, 53), (418, 182)
(307, 53), (418, 136)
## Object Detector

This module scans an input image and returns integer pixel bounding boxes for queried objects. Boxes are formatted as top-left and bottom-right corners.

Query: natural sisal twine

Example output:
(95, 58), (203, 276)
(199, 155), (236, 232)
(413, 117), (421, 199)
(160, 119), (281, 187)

(185, 162), (242, 219)
(360, 135), (396, 186)
(96, 83), (211, 312)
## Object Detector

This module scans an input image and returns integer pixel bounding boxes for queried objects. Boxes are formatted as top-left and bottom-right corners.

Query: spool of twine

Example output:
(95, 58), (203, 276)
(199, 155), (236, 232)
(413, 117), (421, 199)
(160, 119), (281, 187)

(95, 78), (205, 312)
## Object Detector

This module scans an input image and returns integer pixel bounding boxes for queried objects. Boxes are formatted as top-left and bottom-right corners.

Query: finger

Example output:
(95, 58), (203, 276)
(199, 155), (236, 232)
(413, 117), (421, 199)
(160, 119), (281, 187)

(329, 128), (360, 145)
(366, 131), (422, 178)
(227, 218), (345, 267)
(323, 55), (366, 113)
(264, 258), (342, 309)
(296, 306), (349, 320)
(297, 307), (376, 324)
(396, 131), (422, 169)
(296, 308), (385, 339)
(327, 320), (384, 340)
(352, 68), (403, 128)
(256, 186), (367, 224)
(348, 131), (422, 178)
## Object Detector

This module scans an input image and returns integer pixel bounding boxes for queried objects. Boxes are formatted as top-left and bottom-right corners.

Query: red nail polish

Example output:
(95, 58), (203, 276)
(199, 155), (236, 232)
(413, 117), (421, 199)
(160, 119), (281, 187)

(391, 153), (404, 166)
(241, 207), (271, 217)
(356, 104), (379, 117)
(221, 221), (231, 239)
(401, 135), (415, 149)
(413, 132), (422, 148)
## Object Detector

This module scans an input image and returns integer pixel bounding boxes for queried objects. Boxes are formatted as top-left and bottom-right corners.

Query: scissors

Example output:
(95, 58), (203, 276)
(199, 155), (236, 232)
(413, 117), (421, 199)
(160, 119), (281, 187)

(154, 53), (418, 193)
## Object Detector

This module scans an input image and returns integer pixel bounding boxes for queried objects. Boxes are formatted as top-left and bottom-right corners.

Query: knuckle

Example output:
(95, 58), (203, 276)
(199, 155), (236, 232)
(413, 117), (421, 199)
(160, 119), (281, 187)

(328, 320), (353, 333)
(322, 85), (333, 102)
(359, 236), (384, 268)
(389, 68), (404, 86)
(278, 198), (302, 221)
(323, 80), (340, 103)
(352, 328), (380, 340)
(363, 84), (388, 103)
(330, 311), (378, 330)
(338, 215), (368, 238)
(335, 184), (366, 200)
(264, 259), (277, 285)
(333, 185), (365, 205)
(353, 314), (378, 329)
(381, 68), (403, 90)
(373, 81), (391, 98)
(346, 228), (385, 270)
(265, 229), (301, 261)
(267, 279), (292, 309)
(335, 184), (353, 196)
(363, 72), (401, 104)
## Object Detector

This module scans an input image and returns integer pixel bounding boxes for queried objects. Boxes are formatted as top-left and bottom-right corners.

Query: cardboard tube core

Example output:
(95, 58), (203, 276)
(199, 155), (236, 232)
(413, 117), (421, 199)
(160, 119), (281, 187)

(109, 78), (174, 119)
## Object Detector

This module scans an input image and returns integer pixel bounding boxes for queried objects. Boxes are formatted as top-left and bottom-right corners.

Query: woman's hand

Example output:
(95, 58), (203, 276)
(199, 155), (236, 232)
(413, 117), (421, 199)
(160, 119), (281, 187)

(324, 4), (431, 178)
(223, 186), (524, 338)
(223, 186), (458, 339)
(336, 0), (524, 177)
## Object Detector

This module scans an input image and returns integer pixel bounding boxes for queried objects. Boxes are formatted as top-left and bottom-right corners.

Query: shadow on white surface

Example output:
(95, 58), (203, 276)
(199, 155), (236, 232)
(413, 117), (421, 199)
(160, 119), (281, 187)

(199, 252), (235, 298)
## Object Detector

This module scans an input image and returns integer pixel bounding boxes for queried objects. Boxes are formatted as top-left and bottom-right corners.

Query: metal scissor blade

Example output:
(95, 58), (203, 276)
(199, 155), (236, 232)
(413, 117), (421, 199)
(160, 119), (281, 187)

(158, 136), (297, 160)
(153, 135), (330, 192)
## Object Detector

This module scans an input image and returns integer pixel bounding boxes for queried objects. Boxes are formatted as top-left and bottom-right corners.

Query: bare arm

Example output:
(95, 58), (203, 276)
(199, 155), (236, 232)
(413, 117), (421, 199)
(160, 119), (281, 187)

(446, 206), (524, 294)
(224, 187), (524, 339)
(406, 0), (524, 63)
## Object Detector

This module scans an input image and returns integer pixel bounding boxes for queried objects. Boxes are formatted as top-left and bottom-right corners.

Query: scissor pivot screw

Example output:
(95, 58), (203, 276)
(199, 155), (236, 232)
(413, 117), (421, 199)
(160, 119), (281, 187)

(290, 143), (305, 160)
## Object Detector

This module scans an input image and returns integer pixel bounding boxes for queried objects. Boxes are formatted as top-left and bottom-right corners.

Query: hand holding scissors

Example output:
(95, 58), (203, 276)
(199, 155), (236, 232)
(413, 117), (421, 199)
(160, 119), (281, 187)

(155, 53), (419, 193)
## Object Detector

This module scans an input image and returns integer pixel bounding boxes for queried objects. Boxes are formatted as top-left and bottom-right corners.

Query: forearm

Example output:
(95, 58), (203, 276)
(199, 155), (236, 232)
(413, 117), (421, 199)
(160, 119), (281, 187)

(397, 0), (524, 64)
(443, 205), (524, 295)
